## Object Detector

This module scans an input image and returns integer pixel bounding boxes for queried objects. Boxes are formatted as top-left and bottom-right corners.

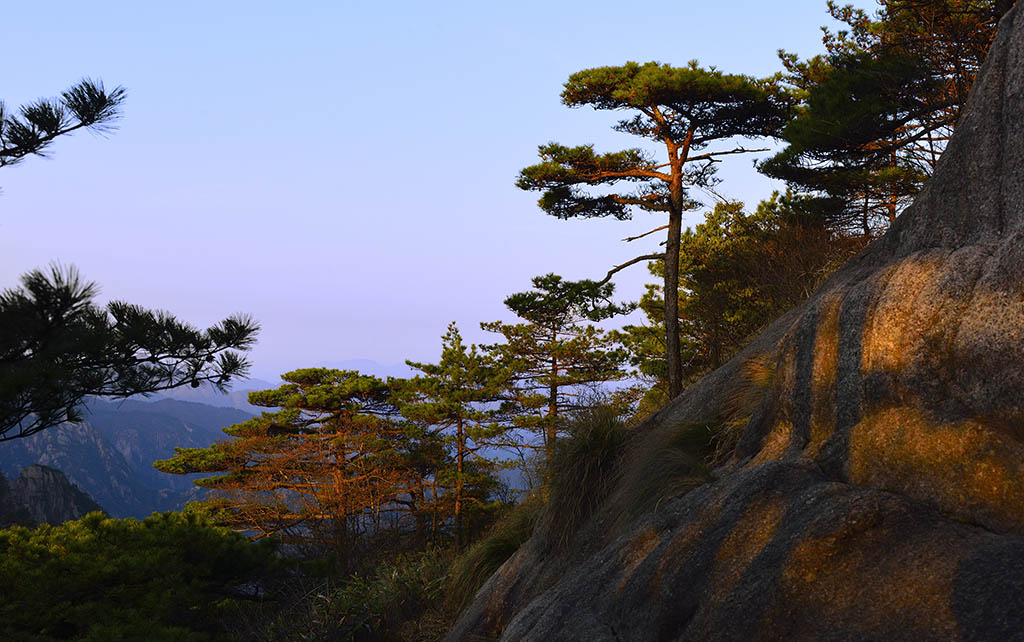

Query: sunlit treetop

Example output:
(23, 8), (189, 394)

(560, 61), (794, 144)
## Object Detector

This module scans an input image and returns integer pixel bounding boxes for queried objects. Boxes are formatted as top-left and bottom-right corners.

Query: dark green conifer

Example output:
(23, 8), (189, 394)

(399, 323), (508, 551)
(481, 274), (631, 468)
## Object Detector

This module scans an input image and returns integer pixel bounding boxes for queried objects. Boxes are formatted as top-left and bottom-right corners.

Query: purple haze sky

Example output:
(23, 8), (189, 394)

(2, 0), (873, 381)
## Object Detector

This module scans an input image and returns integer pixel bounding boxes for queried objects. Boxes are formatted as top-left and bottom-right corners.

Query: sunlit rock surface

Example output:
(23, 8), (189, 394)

(447, 6), (1024, 641)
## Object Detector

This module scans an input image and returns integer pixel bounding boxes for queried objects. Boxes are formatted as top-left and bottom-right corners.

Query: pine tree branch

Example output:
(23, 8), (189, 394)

(622, 225), (669, 242)
(686, 146), (769, 163)
(596, 253), (665, 286)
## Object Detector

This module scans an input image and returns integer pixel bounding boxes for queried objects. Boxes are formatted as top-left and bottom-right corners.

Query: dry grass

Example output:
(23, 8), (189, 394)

(604, 420), (718, 536)
(718, 354), (777, 461)
(598, 354), (778, 538)
(446, 496), (543, 611)
(541, 404), (630, 549)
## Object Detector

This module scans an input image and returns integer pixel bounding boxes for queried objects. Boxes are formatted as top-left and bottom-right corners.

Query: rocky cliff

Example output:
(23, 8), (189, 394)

(0, 474), (33, 529)
(0, 465), (103, 528)
(448, 6), (1024, 641)
(9, 465), (104, 525)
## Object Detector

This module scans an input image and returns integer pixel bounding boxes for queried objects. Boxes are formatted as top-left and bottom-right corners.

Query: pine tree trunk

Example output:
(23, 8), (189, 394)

(547, 357), (558, 464)
(665, 171), (685, 399)
(455, 417), (464, 551)
(862, 195), (871, 238)
(888, 150), (898, 224)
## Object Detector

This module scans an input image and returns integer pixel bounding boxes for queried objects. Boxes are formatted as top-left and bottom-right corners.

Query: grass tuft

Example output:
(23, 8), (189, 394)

(607, 420), (718, 532)
(543, 404), (630, 549)
(718, 354), (777, 459)
(446, 496), (543, 611)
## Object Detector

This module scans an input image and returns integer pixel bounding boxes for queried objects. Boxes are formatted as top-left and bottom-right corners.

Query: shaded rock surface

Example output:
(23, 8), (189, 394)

(9, 465), (104, 525)
(0, 474), (33, 529)
(448, 6), (1024, 641)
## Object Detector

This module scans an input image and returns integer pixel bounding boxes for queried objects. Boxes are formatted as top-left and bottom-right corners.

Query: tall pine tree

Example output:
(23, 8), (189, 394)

(518, 61), (792, 398)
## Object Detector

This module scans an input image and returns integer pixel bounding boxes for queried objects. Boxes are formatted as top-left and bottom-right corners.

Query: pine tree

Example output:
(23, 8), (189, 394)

(481, 274), (631, 469)
(156, 369), (439, 564)
(398, 323), (508, 550)
(517, 61), (792, 398)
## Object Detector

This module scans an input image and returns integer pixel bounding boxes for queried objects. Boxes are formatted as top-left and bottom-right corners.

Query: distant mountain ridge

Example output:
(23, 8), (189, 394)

(147, 378), (279, 412)
(0, 398), (252, 518)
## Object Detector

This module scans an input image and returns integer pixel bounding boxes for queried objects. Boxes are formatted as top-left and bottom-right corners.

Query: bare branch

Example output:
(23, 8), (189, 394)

(622, 225), (669, 243)
(686, 147), (769, 163)
(582, 168), (672, 182)
(699, 184), (731, 204)
(596, 253), (665, 286)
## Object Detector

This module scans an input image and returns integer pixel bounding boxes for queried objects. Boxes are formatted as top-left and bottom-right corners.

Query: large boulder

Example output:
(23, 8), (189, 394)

(448, 5), (1024, 641)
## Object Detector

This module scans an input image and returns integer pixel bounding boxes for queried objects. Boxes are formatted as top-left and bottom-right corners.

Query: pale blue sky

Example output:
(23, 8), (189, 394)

(1, 1), (874, 380)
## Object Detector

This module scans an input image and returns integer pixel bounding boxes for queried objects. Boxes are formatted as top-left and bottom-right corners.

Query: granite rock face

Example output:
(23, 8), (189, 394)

(448, 6), (1024, 641)
(0, 474), (33, 529)
(9, 465), (104, 526)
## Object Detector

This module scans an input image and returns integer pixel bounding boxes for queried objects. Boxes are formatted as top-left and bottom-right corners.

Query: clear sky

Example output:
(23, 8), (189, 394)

(1, 0), (875, 381)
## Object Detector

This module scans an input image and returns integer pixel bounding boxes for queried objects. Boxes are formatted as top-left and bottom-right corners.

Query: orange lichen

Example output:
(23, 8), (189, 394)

(710, 495), (786, 599)
(806, 296), (842, 457)
(859, 258), (945, 375)
(847, 406), (1024, 532)
(615, 526), (662, 595)
(777, 518), (960, 639)
(750, 419), (794, 465)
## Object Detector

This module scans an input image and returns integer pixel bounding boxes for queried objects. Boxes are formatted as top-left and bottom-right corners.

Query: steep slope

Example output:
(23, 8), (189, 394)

(449, 6), (1024, 641)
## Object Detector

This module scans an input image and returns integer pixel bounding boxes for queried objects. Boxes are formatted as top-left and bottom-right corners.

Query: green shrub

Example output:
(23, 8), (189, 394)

(0, 511), (281, 642)
(261, 550), (450, 642)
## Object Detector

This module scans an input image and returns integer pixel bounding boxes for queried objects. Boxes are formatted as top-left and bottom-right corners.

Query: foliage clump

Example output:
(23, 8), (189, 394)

(0, 511), (280, 641)
(0, 265), (258, 441)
